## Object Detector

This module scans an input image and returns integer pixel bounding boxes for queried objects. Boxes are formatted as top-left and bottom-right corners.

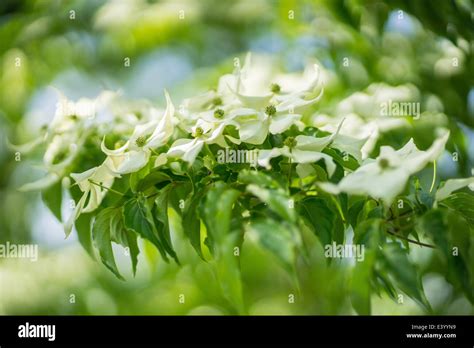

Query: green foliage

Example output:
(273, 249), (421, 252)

(7, 0), (474, 316)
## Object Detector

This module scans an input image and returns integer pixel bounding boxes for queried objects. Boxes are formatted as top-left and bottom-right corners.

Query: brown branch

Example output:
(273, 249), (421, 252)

(386, 229), (436, 249)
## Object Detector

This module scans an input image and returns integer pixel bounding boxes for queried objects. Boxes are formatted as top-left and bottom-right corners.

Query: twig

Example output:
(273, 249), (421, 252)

(386, 229), (435, 248)
(89, 180), (124, 196)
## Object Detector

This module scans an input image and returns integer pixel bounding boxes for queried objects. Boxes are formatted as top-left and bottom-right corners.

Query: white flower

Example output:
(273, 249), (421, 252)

(101, 90), (175, 174)
(64, 158), (118, 236)
(18, 133), (86, 192)
(228, 53), (324, 112)
(257, 121), (344, 175)
(435, 176), (474, 202)
(226, 104), (303, 145)
(313, 113), (407, 159)
(16, 90), (117, 192)
(167, 119), (227, 164)
(50, 89), (116, 133)
(319, 130), (450, 206)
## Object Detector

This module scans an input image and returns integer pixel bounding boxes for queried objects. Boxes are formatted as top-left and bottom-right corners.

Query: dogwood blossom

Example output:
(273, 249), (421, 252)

(435, 174), (474, 202)
(257, 121), (344, 175)
(101, 91), (175, 174)
(65, 158), (118, 236)
(16, 91), (116, 191)
(167, 119), (227, 164)
(319, 130), (450, 205)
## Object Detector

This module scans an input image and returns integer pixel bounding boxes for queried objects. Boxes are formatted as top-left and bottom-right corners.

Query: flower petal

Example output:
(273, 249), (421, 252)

(435, 177), (474, 202)
(269, 113), (301, 134)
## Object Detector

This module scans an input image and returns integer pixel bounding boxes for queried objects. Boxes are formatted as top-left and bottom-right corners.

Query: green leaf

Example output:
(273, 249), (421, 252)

(299, 197), (336, 246)
(248, 218), (298, 273)
(129, 164), (151, 193)
(154, 185), (179, 264)
(75, 213), (96, 260)
(109, 208), (140, 275)
(168, 181), (193, 216)
(439, 192), (474, 225)
(92, 207), (124, 280)
(125, 229), (140, 275)
(350, 250), (375, 315)
(381, 243), (431, 312)
(238, 170), (295, 222)
(347, 199), (366, 229)
(238, 169), (282, 189)
(136, 171), (171, 193)
(41, 181), (62, 221)
(418, 209), (473, 302)
(353, 219), (382, 248)
(182, 191), (205, 259)
(349, 219), (382, 314)
(123, 194), (168, 262)
(246, 184), (296, 223)
(201, 182), (241, 247)
(201, 182), (244, 313)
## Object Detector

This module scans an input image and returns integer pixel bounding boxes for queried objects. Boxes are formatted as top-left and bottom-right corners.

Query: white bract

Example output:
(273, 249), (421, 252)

(65, 158), (118, 236)
(16, 91), (116, 191)
(257, 121), (344, 175)
(319, 130), (450, 205)
(101, 91), (175, 174)
(167, 119), (227, 164)
(435, 175), (474, 202)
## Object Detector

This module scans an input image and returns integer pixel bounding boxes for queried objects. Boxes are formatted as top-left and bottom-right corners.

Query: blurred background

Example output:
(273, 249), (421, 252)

(0, 0), (473, 315)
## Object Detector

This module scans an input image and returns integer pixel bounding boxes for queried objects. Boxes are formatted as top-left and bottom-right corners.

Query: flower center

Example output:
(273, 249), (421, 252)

(265, 105), (276, 116)
(214, 108), (225, 119)
(212, 97), (223, 106)
(378, 157), (390, 169)
(194, 127), (204, 138)
(135, 136), (147, 148)
(284, 136), (297, 149)
(270, 83), (281, 93)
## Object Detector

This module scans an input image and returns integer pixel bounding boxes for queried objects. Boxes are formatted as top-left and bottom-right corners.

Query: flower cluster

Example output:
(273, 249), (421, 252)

(14, 54), (464, 231)
(13, 53), (474, 313)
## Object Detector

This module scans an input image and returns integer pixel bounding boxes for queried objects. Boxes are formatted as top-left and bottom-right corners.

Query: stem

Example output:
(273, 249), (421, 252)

(387, 209), (415, 222)
(386, 229), (435, 248)
(287, 157), (293, 188)
(89, 180), (124, 196)
(429, 160), (437, 193)
(150, 148), (161, 156)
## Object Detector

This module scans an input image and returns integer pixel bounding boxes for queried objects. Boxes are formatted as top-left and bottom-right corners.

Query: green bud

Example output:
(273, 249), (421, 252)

(378, 158), (390, 169)
(270, 83), (281, 93)
(214, 108), (225, 119)
(194, 127), (204, 137)
(135, 136), (147, 148)
(212, 97), (223, 106)
(284, 136), (297, 149)
(265, 105), (276, 116)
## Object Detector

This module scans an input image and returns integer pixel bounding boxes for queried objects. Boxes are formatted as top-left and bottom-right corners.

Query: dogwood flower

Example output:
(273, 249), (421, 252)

(167, 119), (227, 164)
(257, 121), (344, 175)
(101, 91), (175, 174)
(313, 113), (408, 159)
(65, 158), (118, 236)
(225, 104), (303, 145)
(228, 53), (324, 112)
(319, 130), (450, 205)
(435, 173), (474, 202)
(16, 91), (116, 192)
